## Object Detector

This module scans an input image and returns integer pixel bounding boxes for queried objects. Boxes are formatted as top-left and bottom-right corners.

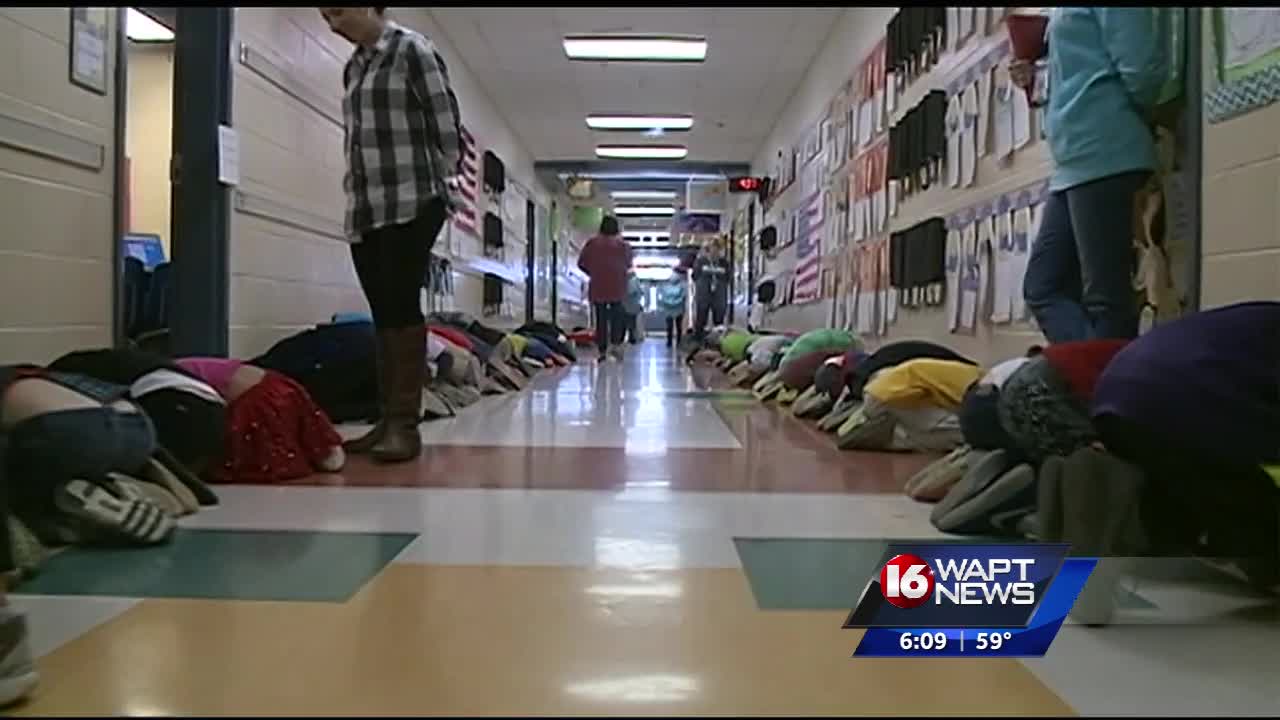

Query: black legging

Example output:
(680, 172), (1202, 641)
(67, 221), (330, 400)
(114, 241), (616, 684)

(593, 302), (625, 353)
(350, 198), (448, 329)
(693, 295), (727, 340)
(1095, 413), (1280, 572)
(665, 315), (684, 347)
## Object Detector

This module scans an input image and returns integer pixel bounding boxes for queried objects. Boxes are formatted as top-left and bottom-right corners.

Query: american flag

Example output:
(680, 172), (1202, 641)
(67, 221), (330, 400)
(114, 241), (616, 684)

(792, 190), (825, 302)
(451, 125), (480, 237)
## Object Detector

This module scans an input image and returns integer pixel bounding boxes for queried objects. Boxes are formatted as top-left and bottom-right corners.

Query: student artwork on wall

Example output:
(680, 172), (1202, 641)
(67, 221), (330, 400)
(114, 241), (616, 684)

(942, 39), (1018, 186)
(856, 38), (888, 149)
(792, 165), (826, 305)
(452, 125), (481, 238)
(940, 177), (1050, 334)
(1205, 7), (1280, 122)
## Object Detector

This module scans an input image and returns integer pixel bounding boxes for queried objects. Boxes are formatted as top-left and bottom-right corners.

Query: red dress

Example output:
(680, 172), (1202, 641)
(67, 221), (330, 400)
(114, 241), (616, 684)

(212, 371), (343, 485)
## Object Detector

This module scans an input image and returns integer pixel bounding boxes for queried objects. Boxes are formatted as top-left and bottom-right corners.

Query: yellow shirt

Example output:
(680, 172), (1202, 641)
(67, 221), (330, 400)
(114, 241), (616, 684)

(863, 358), (982, 411)
(507, 333), (529, 357)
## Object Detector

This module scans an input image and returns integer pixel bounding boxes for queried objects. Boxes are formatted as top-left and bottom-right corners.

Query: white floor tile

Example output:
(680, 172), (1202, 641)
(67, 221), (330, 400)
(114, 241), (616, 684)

(11, 595), (139, 657)
(182, 486), (947, 568)
(1026, 624), (1280, 716)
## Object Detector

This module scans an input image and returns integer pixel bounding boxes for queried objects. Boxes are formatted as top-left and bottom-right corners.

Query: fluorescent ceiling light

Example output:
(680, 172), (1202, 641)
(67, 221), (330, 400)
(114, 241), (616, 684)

(612, 190), (677, 201)
(596, 145), (688, 160)
(564, 35), (707, 62)
(126, 8), (174, 42)
(587, 115), (694, 131)
(615, 206), (676, 216)
(633, 256), (680, 268)
(635, 267), (675, 282)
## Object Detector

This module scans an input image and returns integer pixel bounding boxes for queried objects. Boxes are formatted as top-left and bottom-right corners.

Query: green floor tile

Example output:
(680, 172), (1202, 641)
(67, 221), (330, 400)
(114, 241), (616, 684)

(734, 537), (1156, 611)
(14, 529), (416, 603)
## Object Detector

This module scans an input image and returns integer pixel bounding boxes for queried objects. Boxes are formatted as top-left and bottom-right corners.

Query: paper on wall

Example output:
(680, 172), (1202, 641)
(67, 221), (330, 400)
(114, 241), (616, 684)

(959, 223), (979, 331)
(859, 98), (873, 146)
(990, 209), (1014, 324)
(958, 6), (974, 47)
(974, 7), (988, 37)
(945, 7), (959, 55)
(1012, 204), (1037, 321)
(961, 83), (979, 187)
(879, 239), (892, 335)
(945, 228), (961, 332)
(873, 144), (888, 232)
(976, 215), (994, 326)
(992, 63), (1015, 160)
(1012, 74), (1033, 150)
(217, 124), (240, 186)
(946, 93), (963, 187)
(976, 66), (993, 158)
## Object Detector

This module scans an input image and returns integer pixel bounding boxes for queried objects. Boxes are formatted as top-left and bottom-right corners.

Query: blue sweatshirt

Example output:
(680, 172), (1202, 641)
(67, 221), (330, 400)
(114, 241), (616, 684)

(1045, 8), (1169, 192)
(1091, 302), (1280, 464)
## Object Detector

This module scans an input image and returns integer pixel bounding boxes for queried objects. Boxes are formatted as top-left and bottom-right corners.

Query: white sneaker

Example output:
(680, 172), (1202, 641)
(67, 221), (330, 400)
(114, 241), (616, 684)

(0, 607), (38, 707)
(317, 446), (346, 473)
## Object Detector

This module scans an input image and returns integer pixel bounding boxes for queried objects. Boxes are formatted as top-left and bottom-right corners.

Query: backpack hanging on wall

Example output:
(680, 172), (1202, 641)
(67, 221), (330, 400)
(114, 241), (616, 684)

(483, 212), (503, 259)
(483, 150), (506, 194)
(483, 273), (504, 317)
(758, 225), (778, 254)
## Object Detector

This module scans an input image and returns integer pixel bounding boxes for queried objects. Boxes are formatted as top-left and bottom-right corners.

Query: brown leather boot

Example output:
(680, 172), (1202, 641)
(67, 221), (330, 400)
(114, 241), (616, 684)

(371, 325), (425, 463)
(343, 329), (390, 454)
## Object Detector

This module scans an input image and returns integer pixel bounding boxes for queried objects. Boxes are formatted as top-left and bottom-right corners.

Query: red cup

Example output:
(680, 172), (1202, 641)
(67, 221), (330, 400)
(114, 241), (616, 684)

(1006, 14), (1048, 61)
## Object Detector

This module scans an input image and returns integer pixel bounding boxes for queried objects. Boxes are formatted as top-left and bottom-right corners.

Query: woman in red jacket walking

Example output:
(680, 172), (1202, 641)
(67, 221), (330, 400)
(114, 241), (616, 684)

(577, 216), (633, 362)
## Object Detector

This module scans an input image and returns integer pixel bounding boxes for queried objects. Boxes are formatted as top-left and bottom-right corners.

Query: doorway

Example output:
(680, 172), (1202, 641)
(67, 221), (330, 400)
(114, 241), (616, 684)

(115, 6), (232, 357)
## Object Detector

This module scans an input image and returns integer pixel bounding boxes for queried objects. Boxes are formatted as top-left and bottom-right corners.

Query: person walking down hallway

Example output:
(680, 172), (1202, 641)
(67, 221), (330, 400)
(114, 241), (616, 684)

(691, 240), (730, 341)
(322, 6), (461, 463)
(659, 269), (688, 348)
(622, 270), (645, 346)
(577, 215), (633, 362)
(1014, 8), (1170, 343)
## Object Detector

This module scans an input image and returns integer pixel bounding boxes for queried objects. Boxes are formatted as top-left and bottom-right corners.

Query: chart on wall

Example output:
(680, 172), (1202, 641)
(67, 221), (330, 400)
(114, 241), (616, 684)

(452, 125), (481, 238)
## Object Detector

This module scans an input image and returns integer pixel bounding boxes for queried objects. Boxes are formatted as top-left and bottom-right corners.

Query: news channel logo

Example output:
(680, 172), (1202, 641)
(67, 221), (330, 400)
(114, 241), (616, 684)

(842, 543), (1097, 657)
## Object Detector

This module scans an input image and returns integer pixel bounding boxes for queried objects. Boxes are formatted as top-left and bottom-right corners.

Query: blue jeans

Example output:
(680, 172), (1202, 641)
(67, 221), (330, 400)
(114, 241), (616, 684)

(7, 405), (157, 541)
(1023, 171), (1148, 343)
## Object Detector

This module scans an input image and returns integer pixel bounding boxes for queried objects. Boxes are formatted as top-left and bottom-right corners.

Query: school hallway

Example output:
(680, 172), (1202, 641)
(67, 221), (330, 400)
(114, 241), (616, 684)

(6, 340), (1276, 716)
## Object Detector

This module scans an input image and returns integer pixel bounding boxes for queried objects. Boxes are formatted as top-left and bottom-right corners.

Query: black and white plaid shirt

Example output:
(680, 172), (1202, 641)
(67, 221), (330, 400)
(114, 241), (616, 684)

(341, 21), (461, 239)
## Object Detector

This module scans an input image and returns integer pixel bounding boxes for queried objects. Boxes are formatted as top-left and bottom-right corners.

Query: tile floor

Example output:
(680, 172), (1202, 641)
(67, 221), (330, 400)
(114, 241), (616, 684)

(10, 340), (1280, 715)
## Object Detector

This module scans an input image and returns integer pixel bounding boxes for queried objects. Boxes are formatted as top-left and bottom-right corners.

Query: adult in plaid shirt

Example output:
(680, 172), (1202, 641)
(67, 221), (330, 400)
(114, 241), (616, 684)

(321, 7), (461, 463)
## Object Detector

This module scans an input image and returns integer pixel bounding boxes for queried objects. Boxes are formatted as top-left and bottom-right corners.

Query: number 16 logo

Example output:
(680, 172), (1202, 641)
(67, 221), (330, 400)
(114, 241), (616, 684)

(880, 554), (934, 609)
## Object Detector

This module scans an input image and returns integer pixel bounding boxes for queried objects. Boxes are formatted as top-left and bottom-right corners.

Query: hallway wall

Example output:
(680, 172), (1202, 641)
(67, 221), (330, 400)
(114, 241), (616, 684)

(227, 7), (364, 358)
(124, 41), (173, 254)
(1199, 100), (1280, 306)
(747, 7), (1049, 365)
(0, 8), (119, 363)
(228, 8), (548, 357)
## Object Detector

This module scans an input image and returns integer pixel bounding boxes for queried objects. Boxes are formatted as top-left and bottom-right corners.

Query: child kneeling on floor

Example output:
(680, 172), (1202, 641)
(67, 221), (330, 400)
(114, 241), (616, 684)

(176, 358), (345, 484)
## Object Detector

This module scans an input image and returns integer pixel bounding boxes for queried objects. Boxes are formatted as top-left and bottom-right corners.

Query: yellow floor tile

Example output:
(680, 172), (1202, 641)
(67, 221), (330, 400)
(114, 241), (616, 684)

(16, 564), (1074, 716)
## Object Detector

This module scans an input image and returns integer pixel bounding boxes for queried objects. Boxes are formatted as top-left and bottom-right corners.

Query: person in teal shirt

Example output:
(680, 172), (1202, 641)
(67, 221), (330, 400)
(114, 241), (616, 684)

(658, 269), (689, 348)
(621, 270), (645, 346)
(1013, 8), (1169, 343)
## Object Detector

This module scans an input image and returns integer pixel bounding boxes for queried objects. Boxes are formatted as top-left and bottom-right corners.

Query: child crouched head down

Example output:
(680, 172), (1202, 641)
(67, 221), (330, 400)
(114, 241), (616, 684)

(176, 358), (345, 484)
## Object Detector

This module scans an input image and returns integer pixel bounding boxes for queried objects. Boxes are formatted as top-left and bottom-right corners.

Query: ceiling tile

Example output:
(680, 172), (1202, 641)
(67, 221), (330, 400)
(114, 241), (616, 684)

(429, 7), (845, 163)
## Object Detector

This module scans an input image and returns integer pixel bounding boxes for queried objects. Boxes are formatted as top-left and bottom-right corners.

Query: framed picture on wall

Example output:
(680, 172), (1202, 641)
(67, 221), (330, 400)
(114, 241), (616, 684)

(69, 7), (110, 95)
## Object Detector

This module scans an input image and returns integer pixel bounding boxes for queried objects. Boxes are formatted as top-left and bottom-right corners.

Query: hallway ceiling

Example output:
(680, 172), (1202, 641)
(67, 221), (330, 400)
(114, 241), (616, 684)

(427, 8), (844, 165)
